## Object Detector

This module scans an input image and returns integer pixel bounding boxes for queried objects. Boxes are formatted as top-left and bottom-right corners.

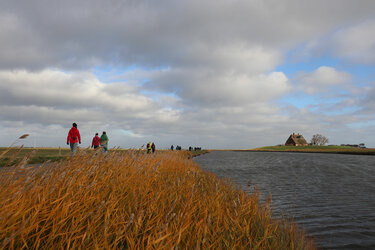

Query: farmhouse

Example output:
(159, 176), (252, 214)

(285, 133), (308, 146)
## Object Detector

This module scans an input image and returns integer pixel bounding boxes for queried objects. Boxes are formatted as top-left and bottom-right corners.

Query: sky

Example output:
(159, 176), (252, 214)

(1, 0), (375, 149)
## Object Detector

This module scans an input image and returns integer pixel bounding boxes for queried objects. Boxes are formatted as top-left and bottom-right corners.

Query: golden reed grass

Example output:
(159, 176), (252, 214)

(0, 149), (315, 249)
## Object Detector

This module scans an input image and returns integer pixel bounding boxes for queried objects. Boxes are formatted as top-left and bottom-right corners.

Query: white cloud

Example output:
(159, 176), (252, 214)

(200, 44), (283, 74)
(0, 70), (181, 131)
(296, 19), (375, 65)
(0, 68), (294, 148)
(0, 70), (152, 112)
(295, 66), (352, 94)
(1, 0), (375, 70)
(332, 19), (375, 64)
(145, 68), (291, 107)
(359, 83), (375, 115)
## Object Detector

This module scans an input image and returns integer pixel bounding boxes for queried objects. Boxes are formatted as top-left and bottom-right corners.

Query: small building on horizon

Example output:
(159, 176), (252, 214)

(285, 133), (308, 146)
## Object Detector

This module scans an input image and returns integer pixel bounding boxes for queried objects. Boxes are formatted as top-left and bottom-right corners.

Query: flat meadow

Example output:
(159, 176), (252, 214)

(0, 146), (315, 249)
(0, 147), (70, 167)
(250, 145), (375, 155)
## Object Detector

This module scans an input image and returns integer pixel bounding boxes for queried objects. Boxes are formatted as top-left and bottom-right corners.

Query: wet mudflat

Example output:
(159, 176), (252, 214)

(194, 151), (375, 249)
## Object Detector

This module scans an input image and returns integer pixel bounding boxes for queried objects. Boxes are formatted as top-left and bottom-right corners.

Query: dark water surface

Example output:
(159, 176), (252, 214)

(194, 151), (375, 249)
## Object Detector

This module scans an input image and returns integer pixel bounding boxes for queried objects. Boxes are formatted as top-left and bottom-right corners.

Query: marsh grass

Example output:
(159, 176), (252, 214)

(0, 148), (315, 249)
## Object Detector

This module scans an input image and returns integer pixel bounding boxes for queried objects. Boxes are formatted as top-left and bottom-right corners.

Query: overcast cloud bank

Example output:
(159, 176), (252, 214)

(1, 0), (375, 149)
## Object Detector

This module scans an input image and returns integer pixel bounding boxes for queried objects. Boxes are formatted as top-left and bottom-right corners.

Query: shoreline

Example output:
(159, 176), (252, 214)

(207, 148), (375, 156)
(238, 149), (375, 156)
(243, 146), (375, 156)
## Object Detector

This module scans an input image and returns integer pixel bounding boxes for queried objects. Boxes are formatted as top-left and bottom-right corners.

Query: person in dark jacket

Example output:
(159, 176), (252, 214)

(67, 123), (81, 154)
(91, 133), (101, 149)
(151, 142), (155, 153)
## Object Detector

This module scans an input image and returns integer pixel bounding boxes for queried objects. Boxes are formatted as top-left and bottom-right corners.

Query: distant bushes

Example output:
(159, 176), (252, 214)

(0, 150), (315, 249)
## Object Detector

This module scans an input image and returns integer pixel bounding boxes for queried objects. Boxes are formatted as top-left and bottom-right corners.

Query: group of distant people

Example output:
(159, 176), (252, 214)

(66, 123), (109, 154)
(91, 131), (109, 152)
(170, 145), (201, 151)
(146, 142), (156, 153)
(189, 146), (201, 151)
(67, 123), (201, 155)
(171, 145), (182, 150)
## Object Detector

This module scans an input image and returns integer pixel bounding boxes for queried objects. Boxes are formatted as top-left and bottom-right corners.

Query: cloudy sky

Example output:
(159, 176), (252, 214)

(1, 0), (375, 149)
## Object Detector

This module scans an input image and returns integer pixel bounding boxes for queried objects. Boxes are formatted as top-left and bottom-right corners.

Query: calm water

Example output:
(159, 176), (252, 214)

(194, 151), (375, 249)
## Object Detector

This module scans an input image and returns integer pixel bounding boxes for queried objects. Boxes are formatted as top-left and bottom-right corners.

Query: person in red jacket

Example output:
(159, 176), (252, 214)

(67, 122), (81, 154)
(91, 133), (101, 149)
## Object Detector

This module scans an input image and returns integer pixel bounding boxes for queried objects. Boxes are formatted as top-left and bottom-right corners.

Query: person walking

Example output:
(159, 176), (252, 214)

(151, 142), (155, 153)
(67, 123), (81, 155)
(147, 142), (151, 153)
(100, 131), (109, 152)
(91, 133), (101, 149)
(171, 145), (174, 150)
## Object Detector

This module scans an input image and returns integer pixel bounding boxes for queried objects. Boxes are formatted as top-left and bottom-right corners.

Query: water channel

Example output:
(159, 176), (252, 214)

(194, 151), (375, 249)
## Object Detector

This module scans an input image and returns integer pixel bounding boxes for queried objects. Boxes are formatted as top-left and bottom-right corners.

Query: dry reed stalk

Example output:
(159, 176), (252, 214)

(0, 149), (315, 249)
(0, 134), (29, 160)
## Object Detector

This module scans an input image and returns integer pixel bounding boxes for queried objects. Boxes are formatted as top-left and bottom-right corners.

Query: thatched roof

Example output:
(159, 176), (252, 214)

(285, 133), (308, 146)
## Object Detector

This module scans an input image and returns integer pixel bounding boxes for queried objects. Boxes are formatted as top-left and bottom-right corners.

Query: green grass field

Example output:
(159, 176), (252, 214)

(250, 145), (375, 155)
(0, 147), (71, 167)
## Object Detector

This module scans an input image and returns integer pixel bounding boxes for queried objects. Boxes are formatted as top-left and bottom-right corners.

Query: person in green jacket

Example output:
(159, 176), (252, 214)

(100, 131), (109, 152)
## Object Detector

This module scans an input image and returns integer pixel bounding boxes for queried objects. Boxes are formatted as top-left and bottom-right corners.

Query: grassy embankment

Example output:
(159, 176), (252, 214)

(0, 147), (209, 167)
(0, 147), (315, 249)
(250, 145), (375, 155)
(0, 147), (70, 167)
